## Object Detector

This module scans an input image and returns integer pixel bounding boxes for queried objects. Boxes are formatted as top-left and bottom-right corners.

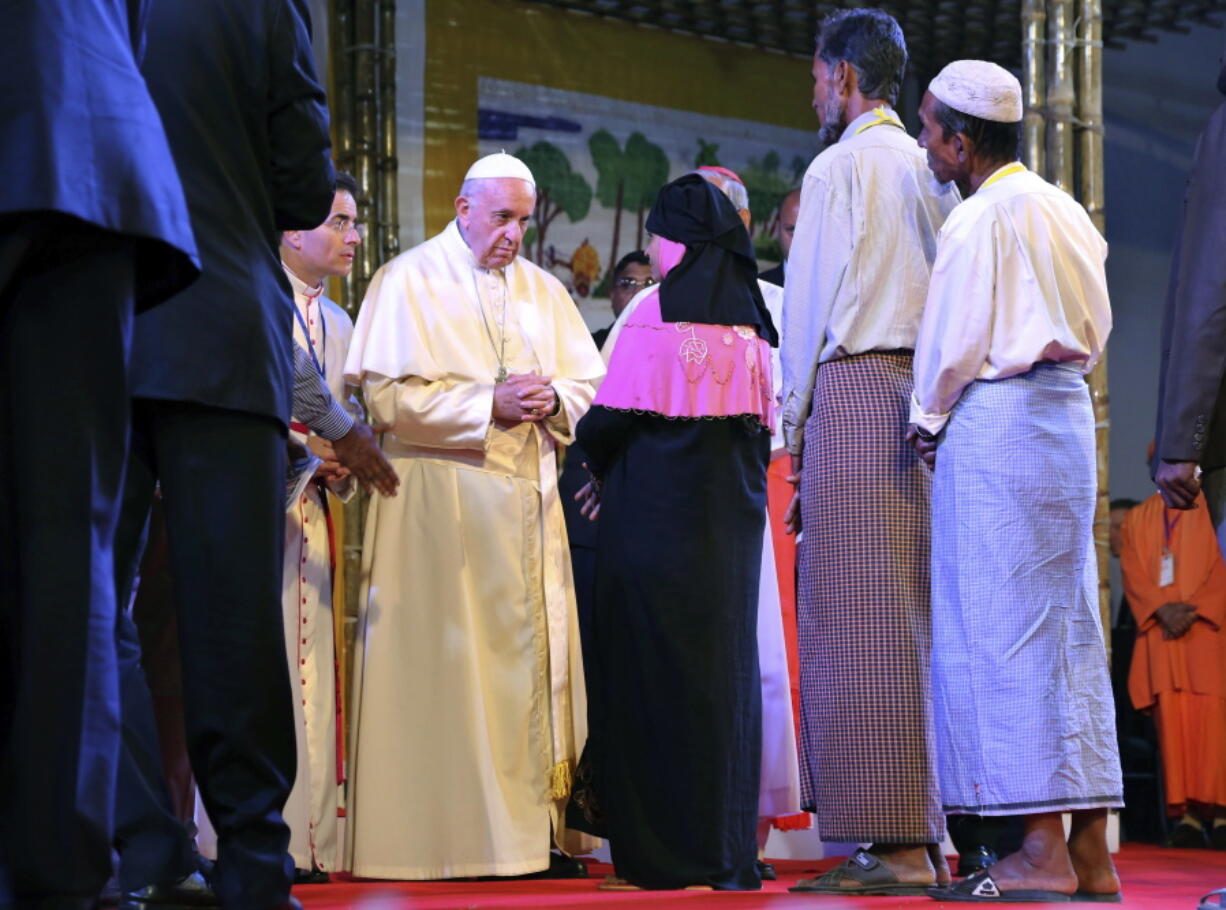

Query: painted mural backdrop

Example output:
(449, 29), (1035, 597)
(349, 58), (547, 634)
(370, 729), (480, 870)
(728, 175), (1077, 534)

(477, 78), (819, 329)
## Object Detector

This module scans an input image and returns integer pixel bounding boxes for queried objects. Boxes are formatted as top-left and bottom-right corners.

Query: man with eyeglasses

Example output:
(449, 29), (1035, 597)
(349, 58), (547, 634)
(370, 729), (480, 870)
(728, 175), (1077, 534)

(277, 170), (367, 882)
(593, 251), (653, 350)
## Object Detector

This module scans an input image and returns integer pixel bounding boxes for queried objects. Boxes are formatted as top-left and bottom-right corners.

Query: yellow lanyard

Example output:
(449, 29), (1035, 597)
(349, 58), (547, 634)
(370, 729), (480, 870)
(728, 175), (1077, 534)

(981, 162), (1027, 189)
(852, 105), (904, 135)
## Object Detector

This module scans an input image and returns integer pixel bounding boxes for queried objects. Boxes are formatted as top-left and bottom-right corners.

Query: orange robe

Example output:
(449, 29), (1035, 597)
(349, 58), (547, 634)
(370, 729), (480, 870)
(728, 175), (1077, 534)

(1122, 493), (1226, 814)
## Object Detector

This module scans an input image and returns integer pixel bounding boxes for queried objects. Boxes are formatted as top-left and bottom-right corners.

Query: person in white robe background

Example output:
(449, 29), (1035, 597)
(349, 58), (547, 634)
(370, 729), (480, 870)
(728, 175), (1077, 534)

(342, 153), (606, 880)
(279, 170), (366, 881)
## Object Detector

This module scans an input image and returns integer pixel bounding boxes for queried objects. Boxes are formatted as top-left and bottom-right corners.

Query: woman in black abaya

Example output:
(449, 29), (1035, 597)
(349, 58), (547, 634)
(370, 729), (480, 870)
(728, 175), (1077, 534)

(573, 174), (777, 891)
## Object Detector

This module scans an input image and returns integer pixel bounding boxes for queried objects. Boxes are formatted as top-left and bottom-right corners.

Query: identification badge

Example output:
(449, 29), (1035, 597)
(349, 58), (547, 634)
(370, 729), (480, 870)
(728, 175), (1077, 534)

(1159, 551), (1175, 587)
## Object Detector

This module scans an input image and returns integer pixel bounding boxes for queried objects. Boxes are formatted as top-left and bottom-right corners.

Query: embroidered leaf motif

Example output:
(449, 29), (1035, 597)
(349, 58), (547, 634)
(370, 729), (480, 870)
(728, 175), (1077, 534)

(679, 337), (708, 365)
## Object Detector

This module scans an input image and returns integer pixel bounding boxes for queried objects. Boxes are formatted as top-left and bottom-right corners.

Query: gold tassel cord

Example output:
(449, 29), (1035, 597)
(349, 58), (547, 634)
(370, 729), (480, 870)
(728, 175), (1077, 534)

(548, 758), (574, 801)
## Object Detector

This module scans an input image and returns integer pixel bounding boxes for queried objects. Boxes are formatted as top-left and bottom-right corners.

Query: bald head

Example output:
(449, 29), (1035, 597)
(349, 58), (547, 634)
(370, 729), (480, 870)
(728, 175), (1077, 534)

(693, 168), (751, 229)
(776, 188), (801, 261)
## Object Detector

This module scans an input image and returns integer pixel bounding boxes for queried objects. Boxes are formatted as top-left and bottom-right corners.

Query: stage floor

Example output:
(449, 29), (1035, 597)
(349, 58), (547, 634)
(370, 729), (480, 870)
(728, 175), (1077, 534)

(295, 844), (1224, 908)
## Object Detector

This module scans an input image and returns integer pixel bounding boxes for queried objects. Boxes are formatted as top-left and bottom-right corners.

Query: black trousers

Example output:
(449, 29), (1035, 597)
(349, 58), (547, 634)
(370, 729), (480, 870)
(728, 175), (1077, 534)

(113, 604), (196, 892)
(112, 400), (294, 909)
(112, 496), (198, 893)
(0, 217), (135, 903)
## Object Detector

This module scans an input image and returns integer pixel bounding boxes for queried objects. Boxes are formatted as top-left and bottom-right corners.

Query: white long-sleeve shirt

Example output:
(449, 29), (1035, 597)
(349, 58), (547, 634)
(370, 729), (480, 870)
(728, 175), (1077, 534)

(909, 164), (1112, 436)
(780, 106), (960, 453)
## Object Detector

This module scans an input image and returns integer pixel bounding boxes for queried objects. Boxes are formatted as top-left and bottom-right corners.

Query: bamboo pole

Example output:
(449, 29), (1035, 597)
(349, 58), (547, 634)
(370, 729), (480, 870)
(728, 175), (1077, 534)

(352, 0), (378, 306)
(1046, 0), (1076, 193)
(331, 0), (357, 313)
(378, 0), (400, 266)
(1021, 0), (1046, 173)
(1077, 0), (1112, 650)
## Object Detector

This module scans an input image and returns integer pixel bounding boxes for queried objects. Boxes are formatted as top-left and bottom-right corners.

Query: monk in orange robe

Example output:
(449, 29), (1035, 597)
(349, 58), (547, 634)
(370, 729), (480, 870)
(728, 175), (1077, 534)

(1121, 492), (1226, 848)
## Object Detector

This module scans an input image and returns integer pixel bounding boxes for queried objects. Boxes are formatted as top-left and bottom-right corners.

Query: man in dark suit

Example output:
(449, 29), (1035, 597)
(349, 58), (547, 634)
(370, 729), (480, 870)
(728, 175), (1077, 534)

(0, 2), (199, 904)
(111, 1), (336, 906)
(1154, 40), (1226, 562)
(758, 187), (800, 288)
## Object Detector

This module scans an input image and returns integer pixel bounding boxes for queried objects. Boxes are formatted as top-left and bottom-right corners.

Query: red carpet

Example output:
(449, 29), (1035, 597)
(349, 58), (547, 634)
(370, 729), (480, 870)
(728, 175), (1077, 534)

(295, 845), (1225, 908)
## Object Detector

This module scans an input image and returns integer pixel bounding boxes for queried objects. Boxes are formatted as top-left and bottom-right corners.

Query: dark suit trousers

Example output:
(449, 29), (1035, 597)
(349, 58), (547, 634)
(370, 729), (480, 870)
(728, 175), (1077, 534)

(113, 601), (196, 891)
(0, 219), (135, 902)
(113, 400), (294, 908)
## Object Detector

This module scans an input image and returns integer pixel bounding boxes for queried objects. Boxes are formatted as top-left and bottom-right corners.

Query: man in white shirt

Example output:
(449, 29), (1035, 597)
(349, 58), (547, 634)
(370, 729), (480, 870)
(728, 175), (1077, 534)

(342, 153), (605, 880)
(781, 9), (958, 896)
(910, 60), (1122, 903)
(278, 170), (365, 882)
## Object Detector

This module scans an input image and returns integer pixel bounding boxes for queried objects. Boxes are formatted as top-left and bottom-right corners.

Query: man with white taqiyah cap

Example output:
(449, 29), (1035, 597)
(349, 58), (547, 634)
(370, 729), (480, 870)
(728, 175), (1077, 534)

(909, 60), (1123, 902)
(342, 152), (605, 879)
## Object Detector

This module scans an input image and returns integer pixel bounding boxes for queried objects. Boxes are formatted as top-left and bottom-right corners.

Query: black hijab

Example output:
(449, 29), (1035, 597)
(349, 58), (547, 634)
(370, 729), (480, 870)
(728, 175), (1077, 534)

(645, 173), (779, 346)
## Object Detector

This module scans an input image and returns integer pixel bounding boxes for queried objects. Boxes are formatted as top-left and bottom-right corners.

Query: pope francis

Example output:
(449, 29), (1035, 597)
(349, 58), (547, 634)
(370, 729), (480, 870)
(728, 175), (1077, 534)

(342, 153), (605, 879)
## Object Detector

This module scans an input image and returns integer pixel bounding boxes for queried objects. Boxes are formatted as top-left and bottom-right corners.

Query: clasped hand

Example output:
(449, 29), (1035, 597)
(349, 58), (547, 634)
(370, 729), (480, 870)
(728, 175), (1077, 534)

(307, 435), (350, 483)
(493, 373), (557, 428)
(1156, 601), (1198, 640)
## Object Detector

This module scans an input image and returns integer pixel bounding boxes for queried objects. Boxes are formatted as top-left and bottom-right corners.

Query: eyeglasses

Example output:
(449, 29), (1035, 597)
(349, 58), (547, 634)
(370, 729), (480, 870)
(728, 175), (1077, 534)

(614, 276), (655, 290)
(324, 216), (367, 240)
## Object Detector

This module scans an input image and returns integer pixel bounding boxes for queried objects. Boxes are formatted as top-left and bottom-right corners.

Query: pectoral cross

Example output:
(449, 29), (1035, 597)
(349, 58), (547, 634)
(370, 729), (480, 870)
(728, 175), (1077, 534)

(496, 365), (508, 383)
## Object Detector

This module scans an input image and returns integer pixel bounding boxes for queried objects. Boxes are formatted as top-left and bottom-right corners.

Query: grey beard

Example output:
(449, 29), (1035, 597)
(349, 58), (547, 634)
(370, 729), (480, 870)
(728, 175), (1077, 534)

(817, 96), (847, 146)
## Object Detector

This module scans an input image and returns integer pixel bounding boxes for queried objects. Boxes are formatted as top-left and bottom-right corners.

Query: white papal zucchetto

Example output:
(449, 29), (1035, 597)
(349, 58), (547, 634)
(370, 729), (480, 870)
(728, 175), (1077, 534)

(463, 151), (536, 187)
(929, 60), (1024, 123)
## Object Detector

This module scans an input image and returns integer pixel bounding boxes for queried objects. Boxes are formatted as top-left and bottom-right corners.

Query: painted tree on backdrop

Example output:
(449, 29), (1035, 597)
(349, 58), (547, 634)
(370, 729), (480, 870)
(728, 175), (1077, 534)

(514, 141), (592, 265)
(589, 129), (669, 288)
(694, 138), (721, 167)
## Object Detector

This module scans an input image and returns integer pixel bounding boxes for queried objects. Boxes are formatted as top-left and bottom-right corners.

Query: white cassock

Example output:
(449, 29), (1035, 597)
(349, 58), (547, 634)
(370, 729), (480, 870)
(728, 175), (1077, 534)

(602, 279), (801, 821)
(342, 220), (605, 879)
(283, 266), (362, 873)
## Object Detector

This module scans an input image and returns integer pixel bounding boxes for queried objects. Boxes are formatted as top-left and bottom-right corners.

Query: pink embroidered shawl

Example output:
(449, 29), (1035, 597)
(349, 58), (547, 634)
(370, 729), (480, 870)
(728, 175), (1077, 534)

(594, 237), (774, 427)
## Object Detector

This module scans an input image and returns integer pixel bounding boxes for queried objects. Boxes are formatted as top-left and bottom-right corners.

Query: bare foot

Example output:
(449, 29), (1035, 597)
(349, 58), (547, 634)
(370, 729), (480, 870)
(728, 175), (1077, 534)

(984, 819), (1078, 897)
(927, 842), (953, 885)
(1068, 810), (1121, 896)
(866, 843), (938, 885)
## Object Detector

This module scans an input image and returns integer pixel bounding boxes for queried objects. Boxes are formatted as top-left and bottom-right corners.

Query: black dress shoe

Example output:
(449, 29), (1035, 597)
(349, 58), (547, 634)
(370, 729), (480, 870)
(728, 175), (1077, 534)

(1167, 821), (1210, 849)
(193, 854), (214, 882)
(756, 860), (777, 881)
(292, 868), (330, 885)
(955, 845), (998, 878)
(99, 877), (122, 906)
(119, 871), (218, 909)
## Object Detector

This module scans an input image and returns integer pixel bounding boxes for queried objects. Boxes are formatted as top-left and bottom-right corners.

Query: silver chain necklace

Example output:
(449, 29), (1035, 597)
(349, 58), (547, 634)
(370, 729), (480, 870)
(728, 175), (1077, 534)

(472, 268), (509, 383)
